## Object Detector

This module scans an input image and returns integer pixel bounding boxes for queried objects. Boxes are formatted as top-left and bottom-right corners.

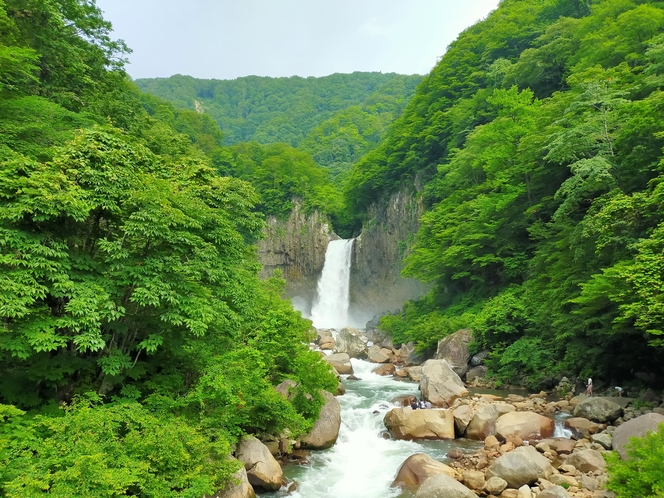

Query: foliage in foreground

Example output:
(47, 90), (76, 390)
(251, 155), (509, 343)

(606, 424), (664, 498)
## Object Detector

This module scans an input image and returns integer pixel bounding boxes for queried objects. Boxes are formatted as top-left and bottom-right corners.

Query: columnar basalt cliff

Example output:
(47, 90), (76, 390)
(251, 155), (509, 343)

(349, 187), (429, 324)
(257, 201), (335, 313)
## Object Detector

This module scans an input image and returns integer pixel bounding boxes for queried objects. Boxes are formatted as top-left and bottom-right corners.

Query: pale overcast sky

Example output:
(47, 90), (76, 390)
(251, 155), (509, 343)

(96, 0), (500, 80)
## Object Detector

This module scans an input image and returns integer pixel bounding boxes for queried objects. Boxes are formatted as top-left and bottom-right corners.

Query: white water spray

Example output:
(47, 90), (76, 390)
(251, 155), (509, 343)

(310, 239), (354, 329)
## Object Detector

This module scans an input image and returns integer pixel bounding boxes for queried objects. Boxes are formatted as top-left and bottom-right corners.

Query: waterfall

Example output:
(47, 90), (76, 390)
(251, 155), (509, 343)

(310, 239), (354, 329)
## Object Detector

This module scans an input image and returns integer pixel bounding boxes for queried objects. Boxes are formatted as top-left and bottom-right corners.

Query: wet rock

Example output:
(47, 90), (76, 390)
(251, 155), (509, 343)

(420, 359), (469, 407)
(391, 453), (457, 488)
(573, 398), (623, 423)
(236, 436), (285, 492)
(373, 363), (396, 376)
(485, 446), (555, 488)
(612, 413), (664, 459)
(367, 344), (392, 363)
(495, 411), (555, 441)
(333, 327), (368, 358)
(300, 391), (341, 449)
(563, 417), (603, 439)
(414, 473), (477, 498)
(565, 449), (607, 473)
(347, 374), (361, 381)
(433, 329), (473, 378)
(384, 407), (455, 440)
(447, 448), (465, 459)
(323, 353), (353, 375)
(209, 458), (256, 498)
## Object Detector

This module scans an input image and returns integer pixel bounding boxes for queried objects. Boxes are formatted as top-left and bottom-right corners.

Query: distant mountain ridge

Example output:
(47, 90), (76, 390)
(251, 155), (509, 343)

(135, 72), (422, 147)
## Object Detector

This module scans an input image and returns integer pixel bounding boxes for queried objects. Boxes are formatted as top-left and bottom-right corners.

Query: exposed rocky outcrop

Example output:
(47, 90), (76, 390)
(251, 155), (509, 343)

(391, 453), (457, 489)
(299, 391), (341, 449)
(495, 411), (555, 441)
(236, 436), (285, 492)
(257, 202), (334, 311)
(349, 188), (430, 322)
(465, 403), (498, 440)
(420, 359), (469, 407)
(384, 407), (455, 440)
(434, 329), (473, 378)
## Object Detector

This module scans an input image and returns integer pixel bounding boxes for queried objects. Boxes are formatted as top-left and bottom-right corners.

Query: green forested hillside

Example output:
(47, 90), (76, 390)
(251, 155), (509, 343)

(0, 1), (336, 495)
(353, 0), (664, 388)
(135, 72), (422, 147)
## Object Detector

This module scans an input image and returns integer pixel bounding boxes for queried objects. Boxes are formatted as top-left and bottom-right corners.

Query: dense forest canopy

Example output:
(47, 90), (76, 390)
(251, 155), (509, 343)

(135, 72), (422, 147)
(359, 0), (664, 388)
(0, 0), (336, 495)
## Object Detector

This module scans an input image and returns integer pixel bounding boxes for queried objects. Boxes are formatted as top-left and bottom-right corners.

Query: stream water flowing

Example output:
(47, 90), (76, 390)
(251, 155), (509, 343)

(310, 239), (354, 329)
(266, 360), (482, 498)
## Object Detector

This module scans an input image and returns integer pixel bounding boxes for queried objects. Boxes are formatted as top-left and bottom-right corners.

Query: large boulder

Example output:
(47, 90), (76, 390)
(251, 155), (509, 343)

(495, 411), (555, 441)
(485, 446), (554, 489)
(236, 436), (284, 492)
(420, 360), (469, 407)
(300, 391), (341, 449)
(565, 449), (606, 473)
(612, 413), (664, 459)
(466, 366), (487, 383)
(317, 329), (335, 350)
(573, 397), (623, 423)
(367, 344), (392, 363)
(453, 405), (474, 435)
(563, 417), (603, 439)
(391, 453), (457, 489)
(415, 474), (478, 498)
(210, 459), (256, 498)
(465, 404), (498, 440)
(384, 407), (455, 440)
(433, 329), (473, 378)
(333, 327), (367, 358)
(323, 353), (353, 375)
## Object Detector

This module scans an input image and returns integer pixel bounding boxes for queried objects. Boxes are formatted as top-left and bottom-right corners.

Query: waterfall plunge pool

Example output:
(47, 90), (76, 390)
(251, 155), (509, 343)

(265, 359), (483, 498)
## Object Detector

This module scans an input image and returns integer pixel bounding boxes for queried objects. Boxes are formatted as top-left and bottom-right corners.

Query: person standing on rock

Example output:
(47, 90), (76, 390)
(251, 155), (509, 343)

(615, 386), (624, 397)
(586, 377), (593, 396)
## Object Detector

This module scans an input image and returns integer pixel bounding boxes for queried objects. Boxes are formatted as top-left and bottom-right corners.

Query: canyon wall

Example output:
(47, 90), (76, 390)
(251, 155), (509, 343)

(257, 202), (335, 315)
(348, 188), (429, 325)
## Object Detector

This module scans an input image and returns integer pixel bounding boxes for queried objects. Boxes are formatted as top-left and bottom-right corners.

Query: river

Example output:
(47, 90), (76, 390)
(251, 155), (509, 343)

(266, 359), (482, 498)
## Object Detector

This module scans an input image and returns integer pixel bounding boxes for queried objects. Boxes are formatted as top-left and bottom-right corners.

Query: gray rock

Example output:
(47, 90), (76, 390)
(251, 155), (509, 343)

(484, 476), (508, 495)
(470, 350), (489, 367)
(612, 413), (664, 459)
(414, 473), (477, 498)
(323, 352), (353, 375)
(591, 433), (613, 450)
(333, 327), (368, 358)
(236, 436), (284, 491)
(485, 446), (554, 488)
(453, 404), (474, 435)
(367, 344), (391, 363)
(466, 366), (487, 382)
(538, 485), (571, 498)
(300, 391), (341, 449)
(573, 397), (623, 423)
(579, 475), (599, 491)
(465, 403), (498, 440)
(565, 449), (607, 473)
(209, 458), (256, 498)
(420, 359), (469, 407)
(433, 329), (473, 378)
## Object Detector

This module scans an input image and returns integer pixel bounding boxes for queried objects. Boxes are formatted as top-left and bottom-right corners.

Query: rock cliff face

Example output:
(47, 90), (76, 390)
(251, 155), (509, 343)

(257, 202), (335, 315)
(349, 188), (429, 324)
